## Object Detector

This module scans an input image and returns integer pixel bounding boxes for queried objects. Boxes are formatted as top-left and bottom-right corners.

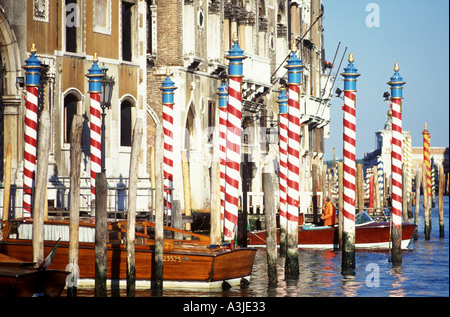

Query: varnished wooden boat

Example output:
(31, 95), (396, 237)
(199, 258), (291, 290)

(247, 211), (416, 250)
(0, 251), (69, 297)
(0, 218), (257, 289)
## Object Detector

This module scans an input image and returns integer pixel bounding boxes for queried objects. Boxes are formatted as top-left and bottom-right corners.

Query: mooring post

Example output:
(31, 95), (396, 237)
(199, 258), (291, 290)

(224, 33), (246, 243)
(86, 53), (104, 210)
(161, 69), (177, 222)
(422, 123), (432, 240)
(413, 166), (422, 240)
(277, 86), (288, 257)
(341, 53), (360, 275)
(284, 43), (303, 278)
(32, 109), (50, 264)
(263, 168), (277, 286)
(338, 162), (344, 250)
(438, 164), (445, 237)
(388, 63), (406, 265)
(217, 79), (228, 236)
(210, 128), (222, 246)
(68, 115), (83, 297)
(181, 150), (191, 231)
(356, 164), (364, 214)
(154, 123), (165, 292)
(95, 172), (108, 297)
(127, 119), (143, 297)
(22, 43), (41, 217)
(422, 163), (431, 240)
(2, 144), (12, 221)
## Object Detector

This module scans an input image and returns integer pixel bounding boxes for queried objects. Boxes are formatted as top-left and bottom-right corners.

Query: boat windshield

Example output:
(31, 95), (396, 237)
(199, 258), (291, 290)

(355, 211), (374, 225)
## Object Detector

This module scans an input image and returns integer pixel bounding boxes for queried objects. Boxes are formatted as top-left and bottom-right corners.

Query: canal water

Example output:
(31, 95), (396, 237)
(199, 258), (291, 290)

(73, 196), (449, 298)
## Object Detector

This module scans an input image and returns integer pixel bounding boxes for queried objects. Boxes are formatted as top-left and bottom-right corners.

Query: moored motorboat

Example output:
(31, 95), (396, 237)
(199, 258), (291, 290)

(247, 211), (416, 250)
(0, 246), (69, 297)
(0, 218), (257, 289)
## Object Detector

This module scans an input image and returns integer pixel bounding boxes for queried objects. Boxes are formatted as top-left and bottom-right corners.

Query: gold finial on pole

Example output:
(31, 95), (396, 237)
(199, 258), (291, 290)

(394, 63), (399, 72)
(291, 42), (297, 53)
(424, 122), (427, 130)
(166, 68), (171, 76)
(232, 32), (238, 43)
(31, 43), (37, 53)
(93, 53), (98, 62)
(348, 53), (354, 63)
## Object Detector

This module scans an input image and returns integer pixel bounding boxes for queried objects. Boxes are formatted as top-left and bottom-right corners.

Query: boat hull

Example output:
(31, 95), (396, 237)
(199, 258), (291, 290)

(247, 222), (416, 250)
(0, 220), (257, 289)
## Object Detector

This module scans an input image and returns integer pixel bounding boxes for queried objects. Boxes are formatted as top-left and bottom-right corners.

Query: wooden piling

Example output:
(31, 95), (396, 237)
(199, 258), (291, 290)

(181, 150), (191, 231)
(356, 163), (364, 213)
(209, 130), (221, 245)
(438, 164), (445, 237)
(67, 115), (83, 297)
(2, 144), (12, 221)
(172, 200), (182, 240)
(422, 163), (431, 240)
(312, 163), (318, 225)
(126, 119), (143, 297)
(33, 110), (50, 264)
(338, 162), (344, 250)
(263, 170), (277, 286)
(413, 166), (422, 240)
(154, 123), (164, 291)
(95, 172), (108, 297)
(402, 164), (409, 222)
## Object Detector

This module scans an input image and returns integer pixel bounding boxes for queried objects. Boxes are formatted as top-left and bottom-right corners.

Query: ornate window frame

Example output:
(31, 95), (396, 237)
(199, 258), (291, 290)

(93, 0), (112, 35)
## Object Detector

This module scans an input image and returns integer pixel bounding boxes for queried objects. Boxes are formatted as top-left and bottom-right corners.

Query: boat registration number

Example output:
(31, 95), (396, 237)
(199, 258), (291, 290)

(163, 255), (182, 263)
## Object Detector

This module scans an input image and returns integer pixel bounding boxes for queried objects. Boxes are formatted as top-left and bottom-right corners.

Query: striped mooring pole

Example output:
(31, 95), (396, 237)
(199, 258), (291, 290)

(22, 44), (42, 217)
(422, 122), (431, 239)
(388, 63), (406, 264)
(278, 86), (289, 257)
(217, 80), (228, 232)
(223, 33), (246, 242)
(86, 54), (104, 205)
(161, 69), (177, 216)
(284, 44), (303, 278)
(341, 53), (360, 275)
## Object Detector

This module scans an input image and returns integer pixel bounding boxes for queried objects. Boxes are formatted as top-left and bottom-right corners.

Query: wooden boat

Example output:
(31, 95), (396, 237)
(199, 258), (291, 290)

(0, 218), (257, 289)
(0, 247), (69, 297)
(247, 211), (416, 250)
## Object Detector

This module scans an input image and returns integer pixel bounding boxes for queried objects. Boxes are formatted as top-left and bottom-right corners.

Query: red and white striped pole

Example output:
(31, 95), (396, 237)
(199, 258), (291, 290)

(422, 122), (431, 239)
(284, 44), (302, 277)
(388, 63), (406, 263)
(217, 80), (228, 230)
(22, 44), (42, 217)
(278, 86), (289, 256)
(341, 53), (360, 275)
(87, 54), (104, 205)
(223, 33), (246, 242)
(161, 69), (177, 216)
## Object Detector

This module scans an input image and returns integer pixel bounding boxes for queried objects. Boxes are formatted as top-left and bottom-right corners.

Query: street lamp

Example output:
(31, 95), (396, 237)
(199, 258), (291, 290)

(100, 64), (115, 172)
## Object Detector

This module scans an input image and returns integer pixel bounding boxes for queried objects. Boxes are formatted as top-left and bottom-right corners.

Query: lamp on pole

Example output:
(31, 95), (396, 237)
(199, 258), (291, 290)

(99, 65), (115, 173)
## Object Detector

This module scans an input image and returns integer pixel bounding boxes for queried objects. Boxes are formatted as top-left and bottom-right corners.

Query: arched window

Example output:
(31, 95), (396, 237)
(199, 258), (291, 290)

(64, 93), (79, 143)
(120, 100), (133, 146)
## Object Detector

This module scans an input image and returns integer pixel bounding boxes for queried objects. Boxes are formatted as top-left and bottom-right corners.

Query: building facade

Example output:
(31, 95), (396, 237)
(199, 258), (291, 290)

(146, 0), (333, 213)
(0, 0), (149, 215)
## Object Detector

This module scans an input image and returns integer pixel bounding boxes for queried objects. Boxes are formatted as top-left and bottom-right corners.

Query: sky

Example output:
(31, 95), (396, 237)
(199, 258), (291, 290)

(321, 0), (449, 161)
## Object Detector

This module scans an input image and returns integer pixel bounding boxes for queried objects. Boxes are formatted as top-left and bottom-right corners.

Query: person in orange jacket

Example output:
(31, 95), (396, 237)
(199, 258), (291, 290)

(320, 196), (337, 226)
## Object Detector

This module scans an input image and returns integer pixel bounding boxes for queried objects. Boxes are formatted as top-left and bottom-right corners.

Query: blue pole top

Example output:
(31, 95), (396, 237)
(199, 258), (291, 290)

(278, 87), (288, 114)
(217, 81), (228, 108)
(284, 44), (303, 86)
(225, 33), (246, 77)
(341, 53), (360, 92)
(160, 69), (177, 104)
(86, 53), (104, 94)
(387, 63), (405, 100)
(23, 44), (42, 87)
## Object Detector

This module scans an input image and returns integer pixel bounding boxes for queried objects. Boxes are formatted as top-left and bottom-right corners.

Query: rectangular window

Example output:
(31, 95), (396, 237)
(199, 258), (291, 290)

(94, 0), (112, 35)
(122, 1), (133, 61)
(121, 101), (132, 147)
(66, 0), (78, 52)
